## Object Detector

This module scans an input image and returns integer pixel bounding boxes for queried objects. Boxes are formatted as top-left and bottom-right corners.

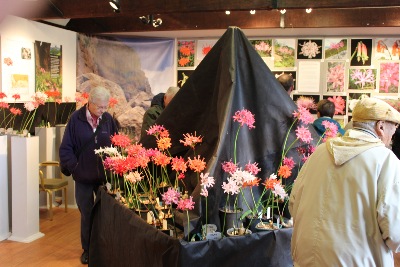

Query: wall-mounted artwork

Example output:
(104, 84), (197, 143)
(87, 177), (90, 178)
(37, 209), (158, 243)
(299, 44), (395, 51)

(196, 39), (217, 62)
(272, 71), (296, 90)
(177, 40), (195, 67)
(273, 39), (295, 68)
(323, 95), (347, 115)
(250, 39), (272, 57)
(292, 94), (319, 114)
(350, 38), (372, 66)
(324, 38), (347, 60)
(326, 61), (346, 92)
(347, 93), (370, 113)
(34, 40), (63, 101)
(297, 61), (321, 93)
(348, 68), (376, 90)
(375, 38), (400, 60)
(1, 37), (35, 101)
(379, 62), (399, 94)
(177, 70), (194, 88)
(297, 39), (323, 59)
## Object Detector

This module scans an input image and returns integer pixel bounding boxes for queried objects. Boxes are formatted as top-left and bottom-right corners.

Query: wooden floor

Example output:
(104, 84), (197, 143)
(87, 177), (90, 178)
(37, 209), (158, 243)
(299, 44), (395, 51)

(0, 207), (82, 267)
(1, 207), (400, 266)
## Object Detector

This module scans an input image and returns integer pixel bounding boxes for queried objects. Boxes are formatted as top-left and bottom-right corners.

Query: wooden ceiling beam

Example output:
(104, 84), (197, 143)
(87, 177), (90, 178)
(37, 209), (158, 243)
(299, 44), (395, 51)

(66, 8), (400, 34)
(17, 0), (400, 20)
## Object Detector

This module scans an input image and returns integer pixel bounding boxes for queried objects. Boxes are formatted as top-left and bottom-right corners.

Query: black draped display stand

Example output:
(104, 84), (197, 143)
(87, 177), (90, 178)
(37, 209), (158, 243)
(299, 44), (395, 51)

(89, 188), (293, 267)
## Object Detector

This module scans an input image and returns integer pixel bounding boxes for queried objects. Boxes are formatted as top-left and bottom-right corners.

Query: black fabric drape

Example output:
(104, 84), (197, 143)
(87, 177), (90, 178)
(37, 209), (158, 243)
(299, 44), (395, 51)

(140, 27), (318, 231)
(89, 187), (293, 267)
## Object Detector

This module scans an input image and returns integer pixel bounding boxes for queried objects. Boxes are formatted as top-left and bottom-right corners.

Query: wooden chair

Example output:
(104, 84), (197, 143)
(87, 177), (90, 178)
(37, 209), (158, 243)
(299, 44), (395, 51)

(39, 161), (68, 220)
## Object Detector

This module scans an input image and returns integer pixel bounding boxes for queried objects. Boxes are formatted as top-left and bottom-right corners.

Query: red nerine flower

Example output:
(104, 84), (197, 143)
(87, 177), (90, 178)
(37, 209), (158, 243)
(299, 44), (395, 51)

(111, 134), (131, 148)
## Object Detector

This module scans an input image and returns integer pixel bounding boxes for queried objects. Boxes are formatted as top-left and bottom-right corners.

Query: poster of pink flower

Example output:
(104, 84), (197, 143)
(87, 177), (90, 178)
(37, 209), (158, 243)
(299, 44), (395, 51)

(250, 39), (272, 57)
(325, 38), (347, 59)
(326, 62), (345, 92)
(375, 38), (400, 60)
(348, 68), (376, 90)
(177, 40), (195, 67)
(379, 62), (399, 93)
(323, 95), (347, 115)
(273, 39), (295, 68)
(297, 39), (323, 59)
(196, 39), (217, 62)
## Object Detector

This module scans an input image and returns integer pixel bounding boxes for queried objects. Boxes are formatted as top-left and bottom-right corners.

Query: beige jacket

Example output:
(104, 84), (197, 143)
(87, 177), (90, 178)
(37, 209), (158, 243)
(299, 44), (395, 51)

(289, 129), (400, 267)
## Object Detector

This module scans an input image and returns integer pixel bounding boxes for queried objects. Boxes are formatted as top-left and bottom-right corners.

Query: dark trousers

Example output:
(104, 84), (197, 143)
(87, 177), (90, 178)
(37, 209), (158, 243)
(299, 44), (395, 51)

(75, 181), (99, 251)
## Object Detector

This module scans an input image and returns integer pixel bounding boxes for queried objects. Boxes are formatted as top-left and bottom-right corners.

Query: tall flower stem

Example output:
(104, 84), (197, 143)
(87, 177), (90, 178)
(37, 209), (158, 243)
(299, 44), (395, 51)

(233, 127), (241, 164)
(186, 210), (191, 241)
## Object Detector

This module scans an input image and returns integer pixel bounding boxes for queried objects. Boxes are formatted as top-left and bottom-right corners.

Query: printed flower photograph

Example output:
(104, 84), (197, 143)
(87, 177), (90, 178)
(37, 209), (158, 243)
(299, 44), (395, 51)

(250, 39), (272, 57)
(325, 38), (347, 59)
(379, 62), (399, 93)
(375, 38), (400, 60)
(348, 68), (376, 90)
(292, 94), (319, 114)
(297, 39), (323, 59)
(323, 95), (346, 115)
(273, 39), (295, 68)
(326, 62), (345, 92)
(196, 39), (217, 62)
(177, 70), (194, 88)
(350, 39), (372, 66)
(347, 93), (370, 113)
(177, 40), (195, 67)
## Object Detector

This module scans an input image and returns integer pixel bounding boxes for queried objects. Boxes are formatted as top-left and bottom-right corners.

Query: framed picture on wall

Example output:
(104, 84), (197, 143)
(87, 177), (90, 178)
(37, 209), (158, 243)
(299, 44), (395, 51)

(177, 40), (195, 67)
(350, 38), (372, 66)
(196, 39), (217, 62)
(347, 92), (370, 113)
(375, 38), (400, 60)
(348, 68), (376, 90)
(324, 38), (348, 60)
(292, 94), (319, 114)
(177, 70), (194, 88)
(379, 62), (399, 94)
(323, 95), (347, 115)
(273, 39), (296, 68)
(250, 39), (273, 58)
(326, 61), (346, 93)
(297, 39), (323, 59)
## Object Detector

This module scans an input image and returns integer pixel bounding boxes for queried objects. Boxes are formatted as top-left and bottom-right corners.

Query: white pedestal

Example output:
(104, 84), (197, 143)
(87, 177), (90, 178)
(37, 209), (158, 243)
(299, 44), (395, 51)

(56, 124), (77, 208)
(8, 136), (44, 243)
(35, 127), (56, 208)
(0, 135), (10, 241)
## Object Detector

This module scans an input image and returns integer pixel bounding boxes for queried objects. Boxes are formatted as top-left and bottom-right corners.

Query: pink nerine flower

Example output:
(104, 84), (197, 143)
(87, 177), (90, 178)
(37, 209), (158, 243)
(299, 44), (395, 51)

(296, 96), (316, 110)
(321, 120), (338, 140)
(177, 196), (195, 211)
(273, 183), (288, 200)
(221, 177), (240, 195)
(221, 160), (238, 174)
(162, 187), (181, 205)
(244, 162), (261, 175)
(180, 132), (203, 148)
(282, 157), (295, 169)
(327, 96), (345, 115)
(233, 109), (255, 129)
(200, 173), (215, 188)
(293, 106), (314, 125)
(295, 126), (313, 144)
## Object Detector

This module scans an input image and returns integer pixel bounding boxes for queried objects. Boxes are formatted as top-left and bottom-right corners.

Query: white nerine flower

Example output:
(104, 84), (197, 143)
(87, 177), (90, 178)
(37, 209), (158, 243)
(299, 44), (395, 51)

(200, 172), (215, 188)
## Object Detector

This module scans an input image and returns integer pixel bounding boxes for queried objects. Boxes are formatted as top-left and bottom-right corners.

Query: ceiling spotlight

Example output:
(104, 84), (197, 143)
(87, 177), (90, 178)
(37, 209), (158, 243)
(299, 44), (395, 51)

(139, 14), (163, 28)
(153, 18), (162, 27)
(306, 8), (312, 13)
(225, 10), (230, 15)
(109, 0), (120, 13)
(250, 10), (256, 15)
(280, 9), (286, 14)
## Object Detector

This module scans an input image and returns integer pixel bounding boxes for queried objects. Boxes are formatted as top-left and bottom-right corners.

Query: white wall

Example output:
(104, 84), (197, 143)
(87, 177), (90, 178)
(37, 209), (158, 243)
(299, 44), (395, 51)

(0, 15), (76, 101)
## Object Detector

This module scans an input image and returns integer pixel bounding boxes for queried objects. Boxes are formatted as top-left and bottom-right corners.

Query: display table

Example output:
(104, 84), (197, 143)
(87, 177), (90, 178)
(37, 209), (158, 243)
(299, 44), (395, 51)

(89, 188), (293, 267)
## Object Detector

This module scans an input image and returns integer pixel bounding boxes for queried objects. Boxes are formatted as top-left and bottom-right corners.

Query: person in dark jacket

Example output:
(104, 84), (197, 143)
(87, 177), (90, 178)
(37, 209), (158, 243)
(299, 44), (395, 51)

(140, 86), (179, 139)
(59, 86), (118, 264)
(313, 99), (345, 137)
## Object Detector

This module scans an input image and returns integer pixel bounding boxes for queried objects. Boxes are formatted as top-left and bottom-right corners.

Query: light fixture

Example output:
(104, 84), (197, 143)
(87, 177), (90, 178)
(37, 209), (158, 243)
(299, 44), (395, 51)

(109, 0), (120, 13)
(250, 10), (256, 15)
(280, 11), (285, 29)
(306, 8), (312, 13)
(280, 9), (286, 14)
(225, 10), (230, 15)
(139, 14), (163, 28)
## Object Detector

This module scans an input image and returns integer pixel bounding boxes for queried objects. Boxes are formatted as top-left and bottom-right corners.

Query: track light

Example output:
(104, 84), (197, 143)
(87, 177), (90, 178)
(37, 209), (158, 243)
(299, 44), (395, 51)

(280, 9), (286, 14)
(225, 10), (230, 15)
(109, 0), (120, 13)
(306, 8), (312, 13)
(280, 12), (285, 29)
(139, 14), (163, 28)
(250, 10), (256, 15)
